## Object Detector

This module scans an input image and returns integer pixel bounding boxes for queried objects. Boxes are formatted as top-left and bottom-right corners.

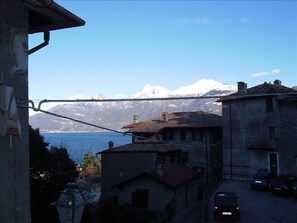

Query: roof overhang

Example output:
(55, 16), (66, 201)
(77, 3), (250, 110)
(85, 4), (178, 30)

(25, 0), (85, 34)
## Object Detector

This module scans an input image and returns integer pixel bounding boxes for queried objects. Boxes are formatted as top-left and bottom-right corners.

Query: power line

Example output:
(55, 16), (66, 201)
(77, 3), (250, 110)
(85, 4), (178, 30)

(19, 95), (223, 111)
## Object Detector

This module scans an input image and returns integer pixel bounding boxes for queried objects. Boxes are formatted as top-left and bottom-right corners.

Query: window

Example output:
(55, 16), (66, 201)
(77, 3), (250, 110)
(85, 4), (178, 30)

(168, 131), (173, 140)
(269, 127), (275, 139)
(192, 129), (203, 141)
(180, 130), (186, 141)
(266, 97), (273, 112)
(192, 130), (197, 141)
(132, 188), (149, 208)
(181, 152), (188, 164)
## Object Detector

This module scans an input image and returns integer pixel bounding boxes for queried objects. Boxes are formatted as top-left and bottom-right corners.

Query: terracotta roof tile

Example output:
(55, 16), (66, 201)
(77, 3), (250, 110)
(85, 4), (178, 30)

(146, 163), (199, 188)
(100, 143), (181, 153)
(114, 163), (199, 189)
(123, 111), (222, 133)
(219, 82), (297, 101)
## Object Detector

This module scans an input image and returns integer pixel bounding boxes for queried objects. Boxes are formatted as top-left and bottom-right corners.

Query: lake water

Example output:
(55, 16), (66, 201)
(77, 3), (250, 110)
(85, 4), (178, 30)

(42, 132), (131, 164)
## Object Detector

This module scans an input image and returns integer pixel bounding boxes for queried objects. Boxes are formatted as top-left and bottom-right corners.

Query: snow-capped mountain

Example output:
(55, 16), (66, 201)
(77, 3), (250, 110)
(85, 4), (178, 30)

(171, 79), (235, 96)
(29, 79), (237, 132)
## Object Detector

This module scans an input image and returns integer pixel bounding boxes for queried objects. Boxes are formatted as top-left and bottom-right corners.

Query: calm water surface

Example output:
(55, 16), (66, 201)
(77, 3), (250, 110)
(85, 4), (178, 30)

(42, 132), (131, 164)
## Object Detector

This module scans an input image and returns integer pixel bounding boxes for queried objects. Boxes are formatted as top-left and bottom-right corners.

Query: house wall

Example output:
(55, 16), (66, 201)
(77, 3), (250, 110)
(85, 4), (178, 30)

(279, 102), (297, 175)
(116, 176), (199, 214)
(162, 128), (223, 182)
(0, 1), (30, 223)
(221, 96), (295, 179)
(101, 152), (156, 195)
(174, 179), (199, 213)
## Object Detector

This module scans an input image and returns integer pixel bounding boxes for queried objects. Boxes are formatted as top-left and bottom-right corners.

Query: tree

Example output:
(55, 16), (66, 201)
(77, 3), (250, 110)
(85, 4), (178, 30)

(29, 126), (78, 223)
(80, 152), (101, 176)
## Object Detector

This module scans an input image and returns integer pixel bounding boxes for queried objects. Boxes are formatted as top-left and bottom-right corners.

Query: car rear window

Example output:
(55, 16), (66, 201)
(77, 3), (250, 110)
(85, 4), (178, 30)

(217, 196), (237, 205)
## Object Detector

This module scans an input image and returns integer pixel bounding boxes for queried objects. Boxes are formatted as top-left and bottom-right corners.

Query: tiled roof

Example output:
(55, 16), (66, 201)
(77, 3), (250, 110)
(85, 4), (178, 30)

(123, 111), (222, 133)
(146, 163), (200, 188)
(114, 163), (199, 189)
(219, 82), (297, 102)
(100, 143), (181, 154)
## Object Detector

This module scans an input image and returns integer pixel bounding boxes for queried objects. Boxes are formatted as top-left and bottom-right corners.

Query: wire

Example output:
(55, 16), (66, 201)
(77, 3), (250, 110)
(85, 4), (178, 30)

(24, 104), (222, 148)
(19, 95), (222, 111)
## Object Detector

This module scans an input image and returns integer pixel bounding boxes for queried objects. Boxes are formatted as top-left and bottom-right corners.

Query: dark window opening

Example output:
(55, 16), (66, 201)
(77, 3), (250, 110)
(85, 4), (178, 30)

(132, 188), (149, 208)
(269, 127), (275, 139)
(168, 131), (173, 140)
(182, 152), (188, 164)
(266, 97), (273, 112)
(180, 130), (186, 141)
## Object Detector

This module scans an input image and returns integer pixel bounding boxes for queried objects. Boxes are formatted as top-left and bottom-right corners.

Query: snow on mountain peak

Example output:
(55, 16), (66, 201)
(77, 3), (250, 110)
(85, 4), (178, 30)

(133, 84), (170, 98)
(92, 93), (106, 99)
(171, 79), (236, 96)
(132, 79), (236, 98)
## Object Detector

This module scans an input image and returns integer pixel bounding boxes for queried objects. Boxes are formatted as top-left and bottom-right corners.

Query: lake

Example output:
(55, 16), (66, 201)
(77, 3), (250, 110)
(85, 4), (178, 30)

(42, 132), (131, 164)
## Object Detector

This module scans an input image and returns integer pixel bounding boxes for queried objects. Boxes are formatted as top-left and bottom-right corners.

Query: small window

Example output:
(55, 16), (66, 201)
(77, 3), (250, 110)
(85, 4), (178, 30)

(269, 127), (275, 139)
(182, 152), (188, 164)
(132, 189), (149, 208)
(266, 97), (273, 112)
(180, 130), (186, 141)
(168, 131), (173, 140)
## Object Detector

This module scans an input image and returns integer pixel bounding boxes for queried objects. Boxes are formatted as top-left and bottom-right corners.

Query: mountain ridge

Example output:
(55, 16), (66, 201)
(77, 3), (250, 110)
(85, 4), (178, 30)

(30, 79), (237, 132)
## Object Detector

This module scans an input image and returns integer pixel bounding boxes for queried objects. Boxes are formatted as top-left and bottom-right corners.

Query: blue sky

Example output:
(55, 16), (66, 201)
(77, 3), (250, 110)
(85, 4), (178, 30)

(29, 0), (297, 101)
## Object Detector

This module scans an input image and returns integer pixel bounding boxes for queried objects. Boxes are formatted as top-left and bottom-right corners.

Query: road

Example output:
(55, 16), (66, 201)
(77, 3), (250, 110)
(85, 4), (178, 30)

(207, 180), (297, 223)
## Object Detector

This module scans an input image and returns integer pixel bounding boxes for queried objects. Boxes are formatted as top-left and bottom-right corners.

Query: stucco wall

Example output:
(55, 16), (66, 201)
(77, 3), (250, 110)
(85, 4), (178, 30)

(0, 1), (30, 223)
(222, 96), (297, 178)
(279, 102), (297, 175)
(222, 98), (279, 178)
(164, 128), (222, 177)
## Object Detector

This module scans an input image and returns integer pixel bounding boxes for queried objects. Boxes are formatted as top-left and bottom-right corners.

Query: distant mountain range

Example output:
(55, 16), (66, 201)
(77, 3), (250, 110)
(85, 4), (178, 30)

(29, 79), (237, 132)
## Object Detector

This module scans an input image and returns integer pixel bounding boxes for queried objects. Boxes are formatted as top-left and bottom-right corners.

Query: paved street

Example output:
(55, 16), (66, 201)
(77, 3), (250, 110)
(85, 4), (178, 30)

(207, 180), (297, 223)
(171, 180), (297, 223)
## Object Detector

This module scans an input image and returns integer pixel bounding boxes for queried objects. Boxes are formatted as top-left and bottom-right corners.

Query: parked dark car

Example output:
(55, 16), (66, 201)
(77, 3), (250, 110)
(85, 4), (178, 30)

(269, 175), (297, 195)
(250, 172), (271, 191)
(213, 192), (240, 221)
(293, 181), (297, 199)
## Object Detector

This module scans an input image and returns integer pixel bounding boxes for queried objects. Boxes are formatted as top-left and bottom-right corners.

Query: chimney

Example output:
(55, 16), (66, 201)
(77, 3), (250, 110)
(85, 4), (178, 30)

(162, 112), (168, 122)
(274, 79), (282, 85)
(133, 115), (138, 124)
(237, 81), (247, 94)
(108, 141), (114, 150)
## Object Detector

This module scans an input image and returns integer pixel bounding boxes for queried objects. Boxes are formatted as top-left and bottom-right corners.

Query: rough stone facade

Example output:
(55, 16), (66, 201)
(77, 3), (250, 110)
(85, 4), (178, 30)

(221, 81), (297, 179)
(0, 1), (30, 223)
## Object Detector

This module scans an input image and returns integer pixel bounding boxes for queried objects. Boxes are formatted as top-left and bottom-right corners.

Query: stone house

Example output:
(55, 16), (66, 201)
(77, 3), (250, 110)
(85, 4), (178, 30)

(113, 162), (200, 215)
(219, 80), (297, 179)
(100, 111), (223, 198)
(124, 111), (223, 182)
(100, 143), (183, 195)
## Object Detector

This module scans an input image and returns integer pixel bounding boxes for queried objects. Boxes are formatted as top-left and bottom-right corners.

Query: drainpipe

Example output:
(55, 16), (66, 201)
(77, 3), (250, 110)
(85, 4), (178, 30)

(28, 31), (50, 54)
(229, 102), (233, 180)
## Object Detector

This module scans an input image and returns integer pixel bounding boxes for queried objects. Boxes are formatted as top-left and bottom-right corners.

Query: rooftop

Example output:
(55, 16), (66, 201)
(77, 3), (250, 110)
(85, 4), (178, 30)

(123, 111), (222, 133)
(26, 0), (85, 34)
(114, 163), (200, 189)
(219, 81), (297, 102)
(100, 143), (181, 154)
